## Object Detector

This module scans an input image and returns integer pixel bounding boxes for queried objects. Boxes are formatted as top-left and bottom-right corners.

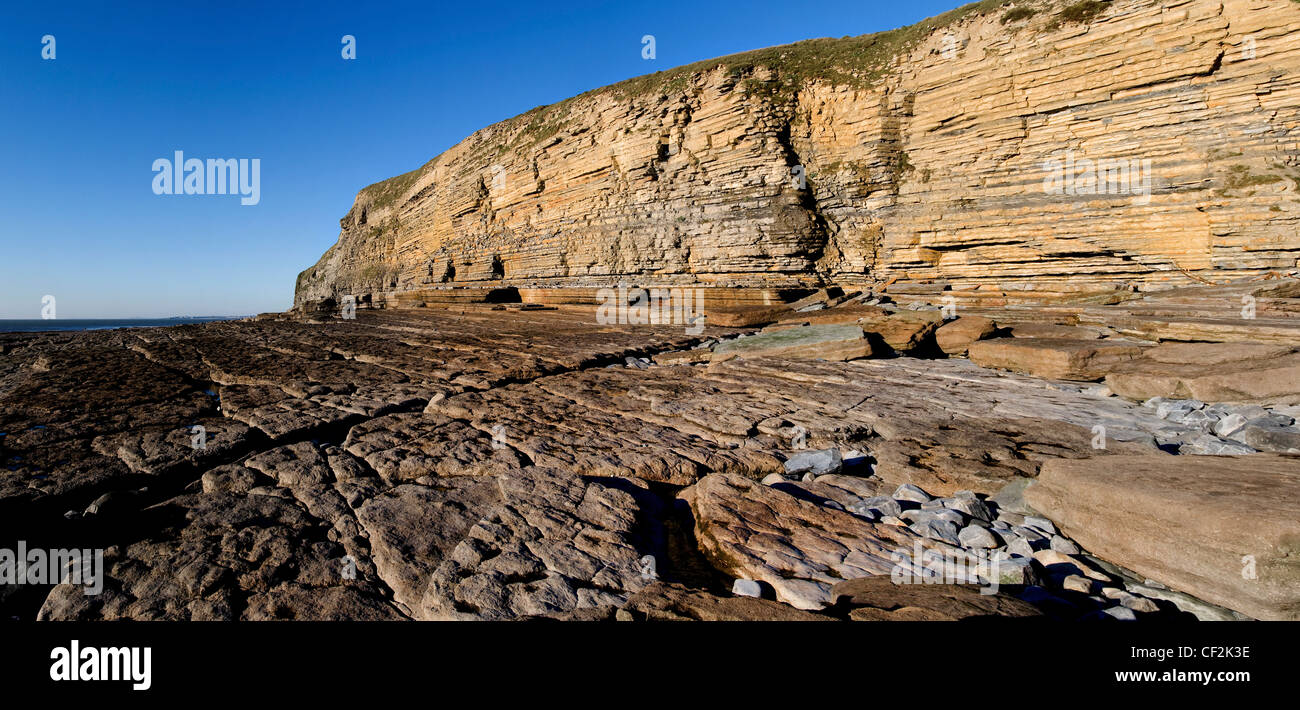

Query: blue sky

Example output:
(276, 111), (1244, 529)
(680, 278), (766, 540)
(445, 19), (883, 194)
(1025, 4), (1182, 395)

(0, 0), (963, 318)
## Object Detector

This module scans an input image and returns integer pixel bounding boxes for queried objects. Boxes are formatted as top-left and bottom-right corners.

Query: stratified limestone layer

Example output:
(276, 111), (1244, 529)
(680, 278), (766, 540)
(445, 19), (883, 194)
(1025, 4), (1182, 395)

(296, 0), (1300, 308)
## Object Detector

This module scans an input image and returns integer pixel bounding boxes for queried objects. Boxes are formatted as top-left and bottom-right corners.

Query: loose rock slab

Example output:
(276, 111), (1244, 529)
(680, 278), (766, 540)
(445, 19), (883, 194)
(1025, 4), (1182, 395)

(968, 338), (1148, 381)
(1025, 454), (1300, 620)
(711, 324), (871, 362)
(683, 473), (954, 610)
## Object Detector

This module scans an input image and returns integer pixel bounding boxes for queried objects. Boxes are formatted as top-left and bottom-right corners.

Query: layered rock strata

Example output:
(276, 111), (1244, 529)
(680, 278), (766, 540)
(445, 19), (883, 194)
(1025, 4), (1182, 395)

(296, 0), (1300, 309)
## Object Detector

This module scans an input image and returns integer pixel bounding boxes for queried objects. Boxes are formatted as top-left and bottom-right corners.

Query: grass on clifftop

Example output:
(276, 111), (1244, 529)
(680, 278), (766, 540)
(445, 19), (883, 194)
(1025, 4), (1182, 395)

(360, 0), (1090, 211)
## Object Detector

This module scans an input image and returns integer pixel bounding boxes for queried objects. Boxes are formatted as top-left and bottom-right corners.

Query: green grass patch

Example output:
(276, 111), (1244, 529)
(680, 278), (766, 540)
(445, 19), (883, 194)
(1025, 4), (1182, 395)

(1000, 6), (1037, 24)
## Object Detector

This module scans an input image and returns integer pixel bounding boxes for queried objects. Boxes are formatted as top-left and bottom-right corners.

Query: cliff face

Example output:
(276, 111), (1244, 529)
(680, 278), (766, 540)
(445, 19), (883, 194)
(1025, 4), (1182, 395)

(295, 0), (1300, 307)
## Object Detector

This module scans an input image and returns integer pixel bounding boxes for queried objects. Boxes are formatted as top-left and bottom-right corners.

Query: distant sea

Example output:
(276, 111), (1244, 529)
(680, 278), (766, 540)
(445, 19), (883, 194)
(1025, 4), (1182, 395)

(0, 316), (247, 333)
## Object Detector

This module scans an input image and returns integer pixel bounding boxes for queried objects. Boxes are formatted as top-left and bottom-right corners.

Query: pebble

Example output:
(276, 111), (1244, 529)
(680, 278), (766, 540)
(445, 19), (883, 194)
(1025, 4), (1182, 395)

(1049, 535), (1080, 555)
(1062, 575), (1093, 594)
(784, 448), (842, 476)
(893, 483), (931, 503)
(1120, 594), (1160, 614)
(1100, 586), (1127, 600)
(858, 496), (901, 518)
(1102, 606), (1137, 621)
(997, 511), (1026, 527)
(732, 579), (763, 598)
(1179, 433), (1257, 456)
(1179, 409), (1219, 429)
(988, 556), (1040, 586)
(1023, 516), (1056, 535)
(844, 500), (878, 521)
(1012, 526), (1048, 547)
(958, 524), (999, 549)
(910, 518), (961, 545)
(1007, 537), (1035, 558)
(947, 496), (992, 522)
(1156, 400), (1195, 420)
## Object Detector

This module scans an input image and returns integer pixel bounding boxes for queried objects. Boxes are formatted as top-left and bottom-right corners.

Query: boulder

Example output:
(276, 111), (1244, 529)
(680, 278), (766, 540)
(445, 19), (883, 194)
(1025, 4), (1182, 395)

(710, 324), (871, 362)
(1025, 455), (1300, 620)
(856, 311), (942, 354)
(935, 316), (997, 356)
(1240, 425), (1300, 454)
(968, 338), (1148, 381)
(1105, 345), (1300, 404)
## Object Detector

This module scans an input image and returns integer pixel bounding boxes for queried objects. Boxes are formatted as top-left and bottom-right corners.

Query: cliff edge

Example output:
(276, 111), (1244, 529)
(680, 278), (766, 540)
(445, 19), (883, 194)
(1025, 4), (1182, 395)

(295, 0), (1300, 308)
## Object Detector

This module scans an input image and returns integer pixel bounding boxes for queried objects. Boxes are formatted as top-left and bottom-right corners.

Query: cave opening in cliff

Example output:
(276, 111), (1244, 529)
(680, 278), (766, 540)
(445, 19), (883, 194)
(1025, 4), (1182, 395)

(491, 254), (505, 279)
(484, 287), (520, 303)
(441, 261), (456, 282)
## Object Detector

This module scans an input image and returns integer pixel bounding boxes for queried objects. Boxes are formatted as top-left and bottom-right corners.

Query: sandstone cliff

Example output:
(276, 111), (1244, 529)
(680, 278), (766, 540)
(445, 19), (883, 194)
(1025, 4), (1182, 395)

(295, 0), (1300, 308)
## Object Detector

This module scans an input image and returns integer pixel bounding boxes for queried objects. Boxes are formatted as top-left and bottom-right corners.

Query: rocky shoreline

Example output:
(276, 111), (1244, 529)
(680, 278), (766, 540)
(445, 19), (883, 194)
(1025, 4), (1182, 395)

(2, 278), (1298, 621)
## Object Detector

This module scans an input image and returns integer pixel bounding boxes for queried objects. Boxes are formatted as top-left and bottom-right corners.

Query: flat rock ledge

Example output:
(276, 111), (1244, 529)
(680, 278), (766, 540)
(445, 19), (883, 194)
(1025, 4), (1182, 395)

(1026, 454), (1300, 621)
(7, 277), (1300, 621)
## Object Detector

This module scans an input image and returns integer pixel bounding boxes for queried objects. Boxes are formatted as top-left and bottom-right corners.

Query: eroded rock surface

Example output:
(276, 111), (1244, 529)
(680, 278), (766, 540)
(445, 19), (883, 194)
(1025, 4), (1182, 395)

(8, 277), (1300, 621)
(1026, 455), (1300, 621)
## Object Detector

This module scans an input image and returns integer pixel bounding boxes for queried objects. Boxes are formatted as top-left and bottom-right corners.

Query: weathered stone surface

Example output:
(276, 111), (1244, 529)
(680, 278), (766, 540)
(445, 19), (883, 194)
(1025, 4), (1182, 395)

(344, 413), (526, 482)
(783, 448), (842, 477)
(1006, 323), (1106, 340)
(711, 324), (870, 362)
(1106, 345), (1300, 404)
(832, 576), (1043, 621)
(10, 277), (1300, 623)
(1025, 455), (1300, 620)
(420, 467), (662, 620)
(356, 480), (501, 614)
(684, 473), (958, 610)
(1240, 425), (1300, 454)
(968, 338), (1149, 381)
(618, 582), (828, 621)
(935, 316), (996, 356)
(705, 305), (793, 327)
(39, 467), (404, 621)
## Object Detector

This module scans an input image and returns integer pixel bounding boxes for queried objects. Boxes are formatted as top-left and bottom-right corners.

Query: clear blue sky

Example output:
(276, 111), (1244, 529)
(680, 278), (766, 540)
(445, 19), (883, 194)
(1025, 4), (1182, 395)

(0, 0), (963, 318)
